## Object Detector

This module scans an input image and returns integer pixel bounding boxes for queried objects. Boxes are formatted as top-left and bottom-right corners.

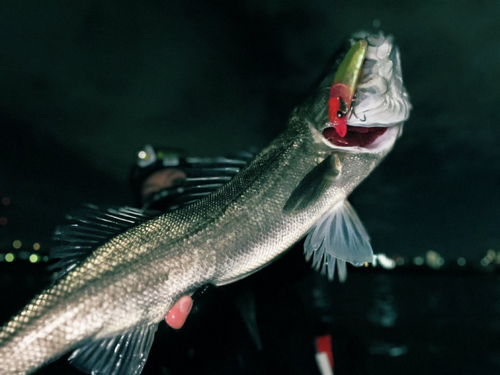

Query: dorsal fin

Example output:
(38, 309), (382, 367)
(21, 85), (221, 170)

(142, 150), (258, 211)
(50, 205), (160, 279)
(304, 200), (374, 282)
(51, 149), (258, 278)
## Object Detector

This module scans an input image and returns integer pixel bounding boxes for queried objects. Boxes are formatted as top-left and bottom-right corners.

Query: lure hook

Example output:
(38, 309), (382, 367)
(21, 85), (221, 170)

(350, 108), (366, 122)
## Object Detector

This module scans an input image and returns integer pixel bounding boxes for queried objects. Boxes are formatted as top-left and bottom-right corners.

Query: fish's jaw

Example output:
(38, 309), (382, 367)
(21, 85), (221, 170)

(322, 122), (402, 155)
(300, 105), (402, 158)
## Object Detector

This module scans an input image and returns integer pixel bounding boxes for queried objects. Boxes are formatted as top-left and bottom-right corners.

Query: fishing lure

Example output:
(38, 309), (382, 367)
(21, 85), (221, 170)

(328, 40), (368, 137)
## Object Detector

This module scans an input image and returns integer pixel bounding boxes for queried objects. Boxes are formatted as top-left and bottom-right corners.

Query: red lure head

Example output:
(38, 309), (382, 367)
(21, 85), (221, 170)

(328, 96), (348, 138)
(328, 84), (351, 138)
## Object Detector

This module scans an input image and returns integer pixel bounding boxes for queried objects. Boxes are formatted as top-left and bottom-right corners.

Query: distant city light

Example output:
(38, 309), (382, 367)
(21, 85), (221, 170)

(426, 250), (445, 269)
(395, 257), (405, 266)
(12, 240), (22, 249)
(5, 253), (15, 262)
(2, 197), (10, 206)
(29, 254), (40, 263)
(0, 217), (7, 225)
(43, 256), (49, 262)
(413, 256), (424, 266)
(457, 257), (466, 266)
(373, 254), (396, 269)
(138, 151), (147, 160)
(480, 258), (490, 267)
(33, 243), (41, 251)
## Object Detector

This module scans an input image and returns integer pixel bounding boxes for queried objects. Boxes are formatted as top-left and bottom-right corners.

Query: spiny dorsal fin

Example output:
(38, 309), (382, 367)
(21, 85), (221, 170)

(283, 155), (340, 213)
(50, 205), (160, 279)
(142, 150), (258, 211)
(51, 150), (259, 278)
(68, 323), (159, 375)
(304, 200), (373, 282)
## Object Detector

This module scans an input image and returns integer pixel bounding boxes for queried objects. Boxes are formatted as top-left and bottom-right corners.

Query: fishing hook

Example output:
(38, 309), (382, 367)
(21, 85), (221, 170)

(350, 108), (366, 122)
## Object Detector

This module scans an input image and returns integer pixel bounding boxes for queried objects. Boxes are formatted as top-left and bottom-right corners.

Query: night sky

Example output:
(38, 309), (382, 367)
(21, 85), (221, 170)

(1, 0), (500, 261)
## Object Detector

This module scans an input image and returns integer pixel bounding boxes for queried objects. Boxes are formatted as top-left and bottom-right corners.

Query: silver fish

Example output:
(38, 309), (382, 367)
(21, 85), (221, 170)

(0, 32), (410, 374)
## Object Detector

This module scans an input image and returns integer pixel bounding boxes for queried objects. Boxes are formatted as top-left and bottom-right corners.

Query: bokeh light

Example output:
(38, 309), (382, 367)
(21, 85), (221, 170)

(413, 257), (424, 266)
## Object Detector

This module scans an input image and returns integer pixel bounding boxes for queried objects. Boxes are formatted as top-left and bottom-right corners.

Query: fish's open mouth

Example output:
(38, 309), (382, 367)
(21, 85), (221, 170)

(316, 32), (410, 151)
(323, 125), (387, 147)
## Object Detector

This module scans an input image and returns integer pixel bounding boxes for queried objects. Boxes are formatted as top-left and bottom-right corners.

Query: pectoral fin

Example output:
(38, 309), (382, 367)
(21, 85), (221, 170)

(283, 155), (340, 213)
(68, 323), (159, 375)
(304, 200), (373, 282)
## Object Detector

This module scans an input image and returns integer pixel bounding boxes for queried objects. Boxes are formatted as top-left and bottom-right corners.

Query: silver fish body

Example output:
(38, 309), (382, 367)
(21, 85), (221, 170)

(0, 33), (409, 374)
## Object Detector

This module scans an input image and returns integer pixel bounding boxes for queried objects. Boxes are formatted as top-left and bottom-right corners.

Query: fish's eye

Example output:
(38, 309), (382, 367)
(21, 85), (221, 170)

(337, 111), (345, 118)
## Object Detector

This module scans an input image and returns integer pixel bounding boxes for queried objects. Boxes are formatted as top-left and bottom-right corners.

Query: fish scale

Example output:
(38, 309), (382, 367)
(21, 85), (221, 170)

(0, 33), (409, 374)
(1, 119), (371, 373)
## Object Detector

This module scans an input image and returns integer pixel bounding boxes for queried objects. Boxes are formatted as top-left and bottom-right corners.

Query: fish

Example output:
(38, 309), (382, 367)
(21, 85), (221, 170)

(0, 32), (410, 374)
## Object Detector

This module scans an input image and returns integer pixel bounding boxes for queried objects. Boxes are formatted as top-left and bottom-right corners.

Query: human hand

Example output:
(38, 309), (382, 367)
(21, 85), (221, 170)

(141, 168), (186, 201)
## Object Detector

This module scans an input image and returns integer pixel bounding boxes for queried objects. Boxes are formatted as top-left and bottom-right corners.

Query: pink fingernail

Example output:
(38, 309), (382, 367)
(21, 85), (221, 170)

(165, 296), (193, 329)
(179, 296), (193, 314)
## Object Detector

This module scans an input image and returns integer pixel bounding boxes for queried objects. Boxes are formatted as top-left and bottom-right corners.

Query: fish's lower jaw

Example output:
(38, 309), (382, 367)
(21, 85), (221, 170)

(321, 123), (401, 155)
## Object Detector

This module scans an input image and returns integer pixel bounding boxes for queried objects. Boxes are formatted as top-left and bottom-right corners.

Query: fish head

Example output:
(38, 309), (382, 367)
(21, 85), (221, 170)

(299, 32), (411, 156)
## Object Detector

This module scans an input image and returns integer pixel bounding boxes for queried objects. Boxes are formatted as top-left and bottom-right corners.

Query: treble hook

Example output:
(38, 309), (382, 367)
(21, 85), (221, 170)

(351, 108), (366, 122)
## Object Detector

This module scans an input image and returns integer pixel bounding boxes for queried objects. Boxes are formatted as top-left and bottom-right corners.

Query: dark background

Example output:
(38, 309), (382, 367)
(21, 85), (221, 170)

(1, 1), (499, 374)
